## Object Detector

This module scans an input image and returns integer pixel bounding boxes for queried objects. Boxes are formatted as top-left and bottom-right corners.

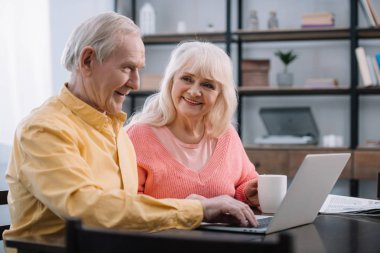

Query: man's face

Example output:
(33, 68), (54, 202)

(87, 33), (145, 115)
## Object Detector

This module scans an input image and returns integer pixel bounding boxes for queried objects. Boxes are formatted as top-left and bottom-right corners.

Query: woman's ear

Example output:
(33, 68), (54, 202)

(79, 46), (95, 75)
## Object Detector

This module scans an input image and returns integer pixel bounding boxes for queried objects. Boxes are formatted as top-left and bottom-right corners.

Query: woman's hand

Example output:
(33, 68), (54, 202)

(245, 178), (262, 213)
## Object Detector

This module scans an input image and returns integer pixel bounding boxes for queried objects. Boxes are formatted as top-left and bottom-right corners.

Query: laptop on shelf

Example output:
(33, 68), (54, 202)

(199, 153), (350, 234)
(254, 107), (319, 145)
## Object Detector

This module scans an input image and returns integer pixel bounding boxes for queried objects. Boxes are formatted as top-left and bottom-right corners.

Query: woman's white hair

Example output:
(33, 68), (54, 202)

(127, 41), (238, 138)
(61, 12), (140, 72)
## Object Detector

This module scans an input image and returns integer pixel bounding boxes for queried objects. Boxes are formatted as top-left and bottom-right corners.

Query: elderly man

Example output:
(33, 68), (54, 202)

(3, 12), (257, 243)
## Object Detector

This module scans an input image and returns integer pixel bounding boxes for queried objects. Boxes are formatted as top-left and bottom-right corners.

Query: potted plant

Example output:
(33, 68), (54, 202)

(274, 50), (297, 86)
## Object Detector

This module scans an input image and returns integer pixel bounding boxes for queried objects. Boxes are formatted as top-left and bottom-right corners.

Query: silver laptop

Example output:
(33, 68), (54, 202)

(255, 107), (319, 145)
(200, 153), (351, 234)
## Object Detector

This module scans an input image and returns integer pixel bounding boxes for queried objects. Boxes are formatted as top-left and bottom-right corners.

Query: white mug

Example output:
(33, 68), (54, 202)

(258, 174), (287, 214)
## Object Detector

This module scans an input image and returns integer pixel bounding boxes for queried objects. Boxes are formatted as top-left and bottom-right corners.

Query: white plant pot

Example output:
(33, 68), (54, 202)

(277, 72), (293, 87)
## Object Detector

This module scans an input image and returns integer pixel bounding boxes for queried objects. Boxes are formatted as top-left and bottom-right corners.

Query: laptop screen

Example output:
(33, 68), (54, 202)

(259, 107), (319, 144)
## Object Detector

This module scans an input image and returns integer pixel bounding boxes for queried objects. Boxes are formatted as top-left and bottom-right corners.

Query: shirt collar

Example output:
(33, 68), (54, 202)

(58, 84), (127, 132)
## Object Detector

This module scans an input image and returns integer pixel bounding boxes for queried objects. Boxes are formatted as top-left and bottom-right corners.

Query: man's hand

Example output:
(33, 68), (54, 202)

(196, 195), (258, 227)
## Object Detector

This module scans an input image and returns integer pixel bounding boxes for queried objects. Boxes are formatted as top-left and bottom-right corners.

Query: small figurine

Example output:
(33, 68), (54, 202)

(249, 9), (259, 30)
(268, 11), (279, 29)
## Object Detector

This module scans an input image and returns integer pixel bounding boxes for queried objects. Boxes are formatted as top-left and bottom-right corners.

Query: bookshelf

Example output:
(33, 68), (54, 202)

(235, 27), (351, 41)
(116, 0), (380, 197)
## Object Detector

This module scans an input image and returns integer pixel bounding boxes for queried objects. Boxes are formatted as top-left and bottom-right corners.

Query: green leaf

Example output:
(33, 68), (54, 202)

(274, 50), (297, 66)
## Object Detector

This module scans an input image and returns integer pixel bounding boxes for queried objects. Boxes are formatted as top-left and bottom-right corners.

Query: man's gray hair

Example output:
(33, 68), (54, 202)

(61, 12), (140, 72)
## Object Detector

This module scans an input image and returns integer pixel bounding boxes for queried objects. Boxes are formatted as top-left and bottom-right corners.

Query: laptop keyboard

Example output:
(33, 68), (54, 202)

(257, 217), (272, 228)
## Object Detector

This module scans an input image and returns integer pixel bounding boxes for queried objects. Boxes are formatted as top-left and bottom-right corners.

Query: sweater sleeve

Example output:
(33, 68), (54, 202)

(228, 127), (259, 204)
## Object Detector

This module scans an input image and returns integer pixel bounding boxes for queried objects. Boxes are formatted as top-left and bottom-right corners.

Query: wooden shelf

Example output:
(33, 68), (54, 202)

(238, 86), (350, 96)
(356, 146), (380, 151)
(244, 144), (350, 151)
(142, 32), (227, 44)
(357, 28), (380, 39)
(235, 27), (350, 42)
(357, 86), (380, 95)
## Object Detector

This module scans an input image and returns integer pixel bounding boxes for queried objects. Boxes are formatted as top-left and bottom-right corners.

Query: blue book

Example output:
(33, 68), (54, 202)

(376, 54), (380, 70)
(367, 56), (378, 85)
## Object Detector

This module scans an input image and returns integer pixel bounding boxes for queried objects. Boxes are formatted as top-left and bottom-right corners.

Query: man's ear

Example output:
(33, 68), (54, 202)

(79, 46), (95, 75)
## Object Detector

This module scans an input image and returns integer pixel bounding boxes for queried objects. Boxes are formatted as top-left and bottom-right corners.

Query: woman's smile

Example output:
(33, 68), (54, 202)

(182, 96), (202, 105)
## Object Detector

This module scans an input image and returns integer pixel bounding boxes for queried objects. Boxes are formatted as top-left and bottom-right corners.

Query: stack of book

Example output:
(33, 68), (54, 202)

(141, 74), (162, 90)
(241, 59), (270, 87)
(301, 12), (334, 28)
(304, 78), (338, 88)
(355, 47), (380, 87)
(360, 0), (380, 27)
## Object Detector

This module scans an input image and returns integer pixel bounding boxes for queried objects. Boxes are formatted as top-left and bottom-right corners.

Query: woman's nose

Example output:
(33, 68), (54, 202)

(187, 84), (201, 96)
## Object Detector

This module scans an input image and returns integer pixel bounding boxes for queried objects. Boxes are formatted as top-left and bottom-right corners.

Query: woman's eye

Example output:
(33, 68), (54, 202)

(181, 76), (193, 83)
(202, 82), (215, 90)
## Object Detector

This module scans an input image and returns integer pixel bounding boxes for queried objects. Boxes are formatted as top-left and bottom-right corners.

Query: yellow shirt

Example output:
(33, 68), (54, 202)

(3, 85), (203, 240)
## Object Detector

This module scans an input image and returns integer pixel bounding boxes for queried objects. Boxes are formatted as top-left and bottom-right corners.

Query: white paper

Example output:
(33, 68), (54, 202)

(320, 194), (380, 215)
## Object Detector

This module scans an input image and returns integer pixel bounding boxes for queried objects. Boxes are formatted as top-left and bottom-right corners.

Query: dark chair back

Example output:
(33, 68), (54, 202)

(66, 219), (293, 253)
(0, 190), (9, 241)
(377, 172), (380, 199)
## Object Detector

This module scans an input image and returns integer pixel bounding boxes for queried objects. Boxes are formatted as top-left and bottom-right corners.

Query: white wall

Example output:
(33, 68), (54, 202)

(0, 0), (52, 145)
(49, 0), (115, 93)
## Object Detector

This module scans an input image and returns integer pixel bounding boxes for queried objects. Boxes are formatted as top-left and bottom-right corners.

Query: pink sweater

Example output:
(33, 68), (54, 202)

(126, 124), (258, 203)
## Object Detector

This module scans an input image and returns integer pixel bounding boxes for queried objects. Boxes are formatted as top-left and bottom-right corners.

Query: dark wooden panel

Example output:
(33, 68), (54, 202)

(246, 149), (289, 175)
(353, 150), (380, 180)
(245, 147), (352, 178)
(288, 150), (352, 179)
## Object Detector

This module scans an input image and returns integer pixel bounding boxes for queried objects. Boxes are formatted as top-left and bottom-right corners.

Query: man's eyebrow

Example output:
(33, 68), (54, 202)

(121, 61), (140, 69)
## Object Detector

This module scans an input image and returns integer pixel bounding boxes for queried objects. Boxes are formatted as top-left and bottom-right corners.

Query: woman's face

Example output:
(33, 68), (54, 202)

(171, 68), (221, 121)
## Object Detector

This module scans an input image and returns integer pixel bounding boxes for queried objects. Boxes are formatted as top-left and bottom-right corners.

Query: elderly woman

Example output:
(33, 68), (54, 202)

(126, 41), (260, 209)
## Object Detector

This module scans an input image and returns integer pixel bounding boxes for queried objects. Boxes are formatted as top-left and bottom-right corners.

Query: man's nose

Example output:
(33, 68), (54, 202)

(129, 70), (140, 90)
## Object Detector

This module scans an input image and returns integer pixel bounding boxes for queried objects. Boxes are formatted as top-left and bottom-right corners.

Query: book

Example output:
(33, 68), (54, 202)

(367, 55), (378, 85)
(371, 56), (380, 85)
(355, 47), (375, 87)
(301, 24), (335, 29)
(304, 78), (338, 88)
(320, 194), (380, 217)
(367, 0), (380, 26)
(375, 53), (380, 85)
(301, 12), (334, 27)
(141, 74), (162, 90)
(360, 0), (377, 27)
(241, 59), (270, 87)
(376, 53), (380, 70)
